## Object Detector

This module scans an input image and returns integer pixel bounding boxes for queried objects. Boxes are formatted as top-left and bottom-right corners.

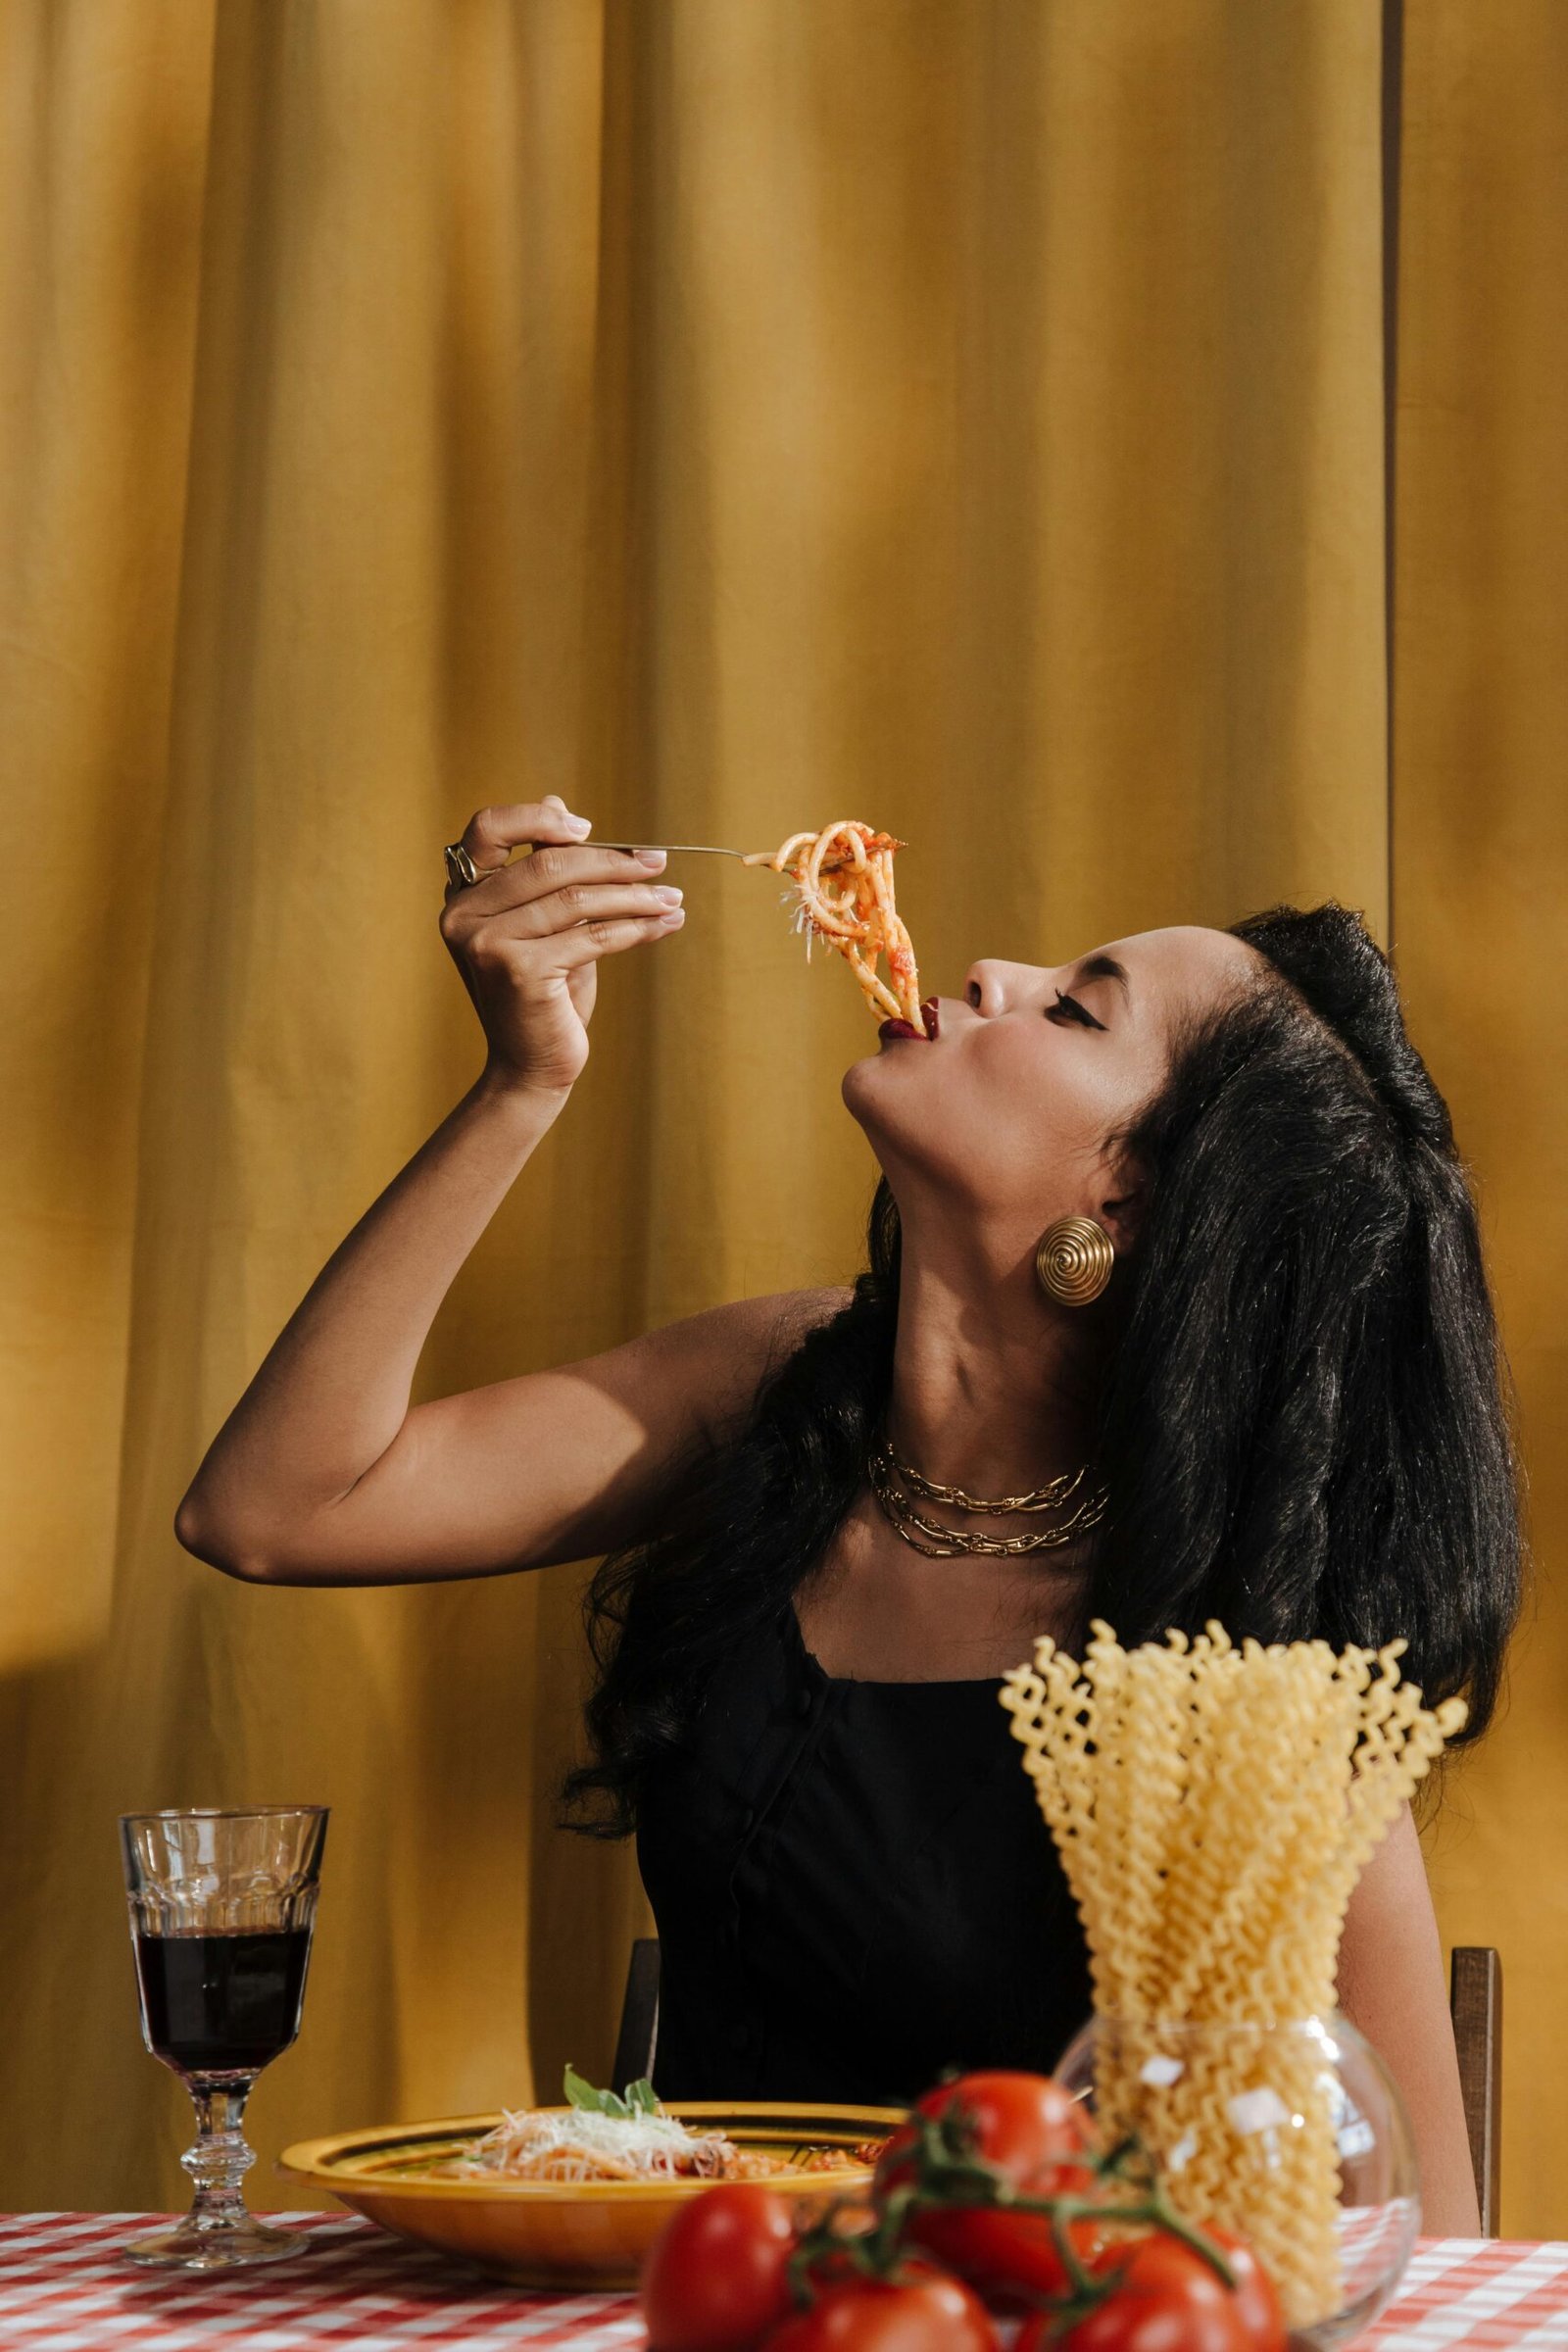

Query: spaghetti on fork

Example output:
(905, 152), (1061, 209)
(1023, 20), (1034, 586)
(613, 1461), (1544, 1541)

(744, 821), (922, 1029)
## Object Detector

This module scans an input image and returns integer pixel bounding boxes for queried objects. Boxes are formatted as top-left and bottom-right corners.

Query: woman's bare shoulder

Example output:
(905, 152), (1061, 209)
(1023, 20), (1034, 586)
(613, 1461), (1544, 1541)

(627, 1284), (857, 1437)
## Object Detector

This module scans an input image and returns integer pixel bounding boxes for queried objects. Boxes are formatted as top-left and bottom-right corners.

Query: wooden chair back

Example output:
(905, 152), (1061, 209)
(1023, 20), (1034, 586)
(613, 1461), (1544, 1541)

(611, 1936), (662, 2092)
(1450, 1944), (1502, 2236)
(611, 1937), (1504, 2235)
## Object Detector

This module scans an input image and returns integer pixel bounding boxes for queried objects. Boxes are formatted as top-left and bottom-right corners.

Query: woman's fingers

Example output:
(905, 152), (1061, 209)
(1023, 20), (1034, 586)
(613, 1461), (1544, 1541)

(486, 880), (683, 940)
(548, 907), (687, 968)
(446, 797), (597, 891)
(462, 840), (668, 911)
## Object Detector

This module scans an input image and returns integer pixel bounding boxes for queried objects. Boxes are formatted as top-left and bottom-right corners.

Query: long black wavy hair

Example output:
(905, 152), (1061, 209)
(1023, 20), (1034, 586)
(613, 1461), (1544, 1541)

(563, 903), (1524, 1837)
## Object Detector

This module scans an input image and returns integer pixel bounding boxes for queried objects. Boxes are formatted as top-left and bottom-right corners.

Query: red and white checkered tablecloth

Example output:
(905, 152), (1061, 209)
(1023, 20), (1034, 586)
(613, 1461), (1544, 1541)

(1, 2215), (1565, 2352)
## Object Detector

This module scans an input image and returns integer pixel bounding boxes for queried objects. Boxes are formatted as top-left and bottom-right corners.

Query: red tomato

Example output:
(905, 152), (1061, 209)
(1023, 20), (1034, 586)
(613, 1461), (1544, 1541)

(901, 2200), (1101, 2309)
(764, 2271), (999, 2352)
(641, 2184), (798, 2352)
(1184, 2229), (1284, 2352)
(897, 2073), (1093, 2179)
(1017, 2227), (1284, 2352)
(875, 2072), (1098, 2307)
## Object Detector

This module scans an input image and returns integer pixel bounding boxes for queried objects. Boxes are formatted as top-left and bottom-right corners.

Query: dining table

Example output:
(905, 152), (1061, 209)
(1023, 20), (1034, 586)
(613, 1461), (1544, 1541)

(2, 2215), (1566, 2352)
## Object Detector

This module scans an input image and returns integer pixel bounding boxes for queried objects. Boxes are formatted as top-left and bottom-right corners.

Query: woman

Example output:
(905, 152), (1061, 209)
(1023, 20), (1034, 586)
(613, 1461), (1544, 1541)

(176, 796), (1521, 2236)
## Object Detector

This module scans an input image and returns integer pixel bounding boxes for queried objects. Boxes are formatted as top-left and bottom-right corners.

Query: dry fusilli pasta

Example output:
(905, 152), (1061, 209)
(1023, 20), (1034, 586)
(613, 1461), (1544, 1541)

(999, 1622), (1465, 2326)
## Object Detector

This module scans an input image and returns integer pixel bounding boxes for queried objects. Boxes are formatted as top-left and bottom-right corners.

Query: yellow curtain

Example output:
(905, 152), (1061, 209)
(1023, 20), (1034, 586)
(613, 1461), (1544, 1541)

(1394, 0), (1568, 2240)
(0, 0), (1559, 2232)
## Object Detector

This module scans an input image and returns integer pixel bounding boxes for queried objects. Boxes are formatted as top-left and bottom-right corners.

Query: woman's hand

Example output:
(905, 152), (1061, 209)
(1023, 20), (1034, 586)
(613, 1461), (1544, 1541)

(439, 797), (684, 1096)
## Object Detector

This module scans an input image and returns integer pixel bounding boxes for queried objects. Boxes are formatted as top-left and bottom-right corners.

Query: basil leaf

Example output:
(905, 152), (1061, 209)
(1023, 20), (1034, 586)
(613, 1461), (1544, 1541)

(625, 2078), (661, 2117)
(564, 2064), (628, 2118)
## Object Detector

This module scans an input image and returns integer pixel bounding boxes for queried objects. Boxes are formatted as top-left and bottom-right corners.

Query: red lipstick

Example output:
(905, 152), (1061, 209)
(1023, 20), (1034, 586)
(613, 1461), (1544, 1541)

(920, 998), (940, 1040)
(878, 1018), (924, 1042)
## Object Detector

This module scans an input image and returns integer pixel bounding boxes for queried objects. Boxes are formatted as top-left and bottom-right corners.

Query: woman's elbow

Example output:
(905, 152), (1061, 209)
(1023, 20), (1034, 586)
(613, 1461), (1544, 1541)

(172, 1493), (277, 1584)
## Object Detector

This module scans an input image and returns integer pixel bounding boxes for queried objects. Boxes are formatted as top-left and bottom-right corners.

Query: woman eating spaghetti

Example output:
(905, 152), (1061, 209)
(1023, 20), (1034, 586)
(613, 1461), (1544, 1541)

(174, 796), (1521, 2238)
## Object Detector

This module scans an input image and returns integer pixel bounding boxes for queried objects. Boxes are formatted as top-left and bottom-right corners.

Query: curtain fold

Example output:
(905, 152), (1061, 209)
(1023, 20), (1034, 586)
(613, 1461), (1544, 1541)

(1391, 0), (1568, 2236)
(0, 0), (1558, 2231)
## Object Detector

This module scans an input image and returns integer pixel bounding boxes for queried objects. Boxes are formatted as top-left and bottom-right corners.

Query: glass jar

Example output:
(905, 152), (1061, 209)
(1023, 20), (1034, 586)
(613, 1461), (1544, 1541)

(1054, 2011), (1419, 2349)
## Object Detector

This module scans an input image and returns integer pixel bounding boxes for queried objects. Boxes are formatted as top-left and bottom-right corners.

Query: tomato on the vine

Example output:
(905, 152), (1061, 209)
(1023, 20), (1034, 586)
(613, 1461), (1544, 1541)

(1017, 2226), (1285, 2352)
(1189, 2228), (1285, 2352)
(641, 2184), (798, 2352)
(874, 2072), (1099, 2308)
(764, 2268), (999, 2352)
(887, 2073), (1094, 2183)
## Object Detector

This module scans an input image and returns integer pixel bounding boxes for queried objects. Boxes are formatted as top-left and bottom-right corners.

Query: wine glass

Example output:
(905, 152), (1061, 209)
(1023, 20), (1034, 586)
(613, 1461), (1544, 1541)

(119, 1804), (328, 2270)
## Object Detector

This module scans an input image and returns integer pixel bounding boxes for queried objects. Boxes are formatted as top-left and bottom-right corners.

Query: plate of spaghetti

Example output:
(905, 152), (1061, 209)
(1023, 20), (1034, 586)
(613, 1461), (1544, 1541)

(278, 2071), (899, 2286)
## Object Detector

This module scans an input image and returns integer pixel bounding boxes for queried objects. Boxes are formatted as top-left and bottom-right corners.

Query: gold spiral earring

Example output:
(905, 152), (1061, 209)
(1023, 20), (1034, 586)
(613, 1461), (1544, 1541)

(1035, 1214), (1115, 1306)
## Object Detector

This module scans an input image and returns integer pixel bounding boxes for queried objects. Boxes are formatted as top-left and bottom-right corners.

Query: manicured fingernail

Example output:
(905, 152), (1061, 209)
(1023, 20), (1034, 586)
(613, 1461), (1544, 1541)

(636, 847), (667, 867)
(659, 905), (685, 924)
(565, 812), (592, 835)
(654, 885), (683, 905)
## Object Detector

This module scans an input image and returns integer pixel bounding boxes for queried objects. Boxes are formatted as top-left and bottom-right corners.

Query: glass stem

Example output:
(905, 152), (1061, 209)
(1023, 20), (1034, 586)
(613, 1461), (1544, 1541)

(181, 2079), (258, 2230)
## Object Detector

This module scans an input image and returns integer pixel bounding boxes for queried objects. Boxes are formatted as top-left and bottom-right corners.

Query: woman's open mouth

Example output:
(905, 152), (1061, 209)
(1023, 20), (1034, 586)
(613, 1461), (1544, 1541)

(878, 999), (941, 1045)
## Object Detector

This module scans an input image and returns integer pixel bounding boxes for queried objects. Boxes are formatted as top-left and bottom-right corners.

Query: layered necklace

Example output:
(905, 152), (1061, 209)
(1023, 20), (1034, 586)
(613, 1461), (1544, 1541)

(866, 1423), (1109, 1558)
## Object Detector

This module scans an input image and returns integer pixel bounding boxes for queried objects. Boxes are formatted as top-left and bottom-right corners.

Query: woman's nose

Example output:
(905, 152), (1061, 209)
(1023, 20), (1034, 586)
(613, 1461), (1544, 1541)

(962, 959), (1044, 1016)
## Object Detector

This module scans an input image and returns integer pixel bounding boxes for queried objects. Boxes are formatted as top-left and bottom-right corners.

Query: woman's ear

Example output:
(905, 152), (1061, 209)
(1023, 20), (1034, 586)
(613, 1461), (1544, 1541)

(1097, 1156), (1149, 1256)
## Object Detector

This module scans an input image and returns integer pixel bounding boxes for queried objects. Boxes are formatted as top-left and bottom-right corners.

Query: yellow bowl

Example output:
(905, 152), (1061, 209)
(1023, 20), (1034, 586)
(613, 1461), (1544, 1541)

(278, 2100), (905, 2288)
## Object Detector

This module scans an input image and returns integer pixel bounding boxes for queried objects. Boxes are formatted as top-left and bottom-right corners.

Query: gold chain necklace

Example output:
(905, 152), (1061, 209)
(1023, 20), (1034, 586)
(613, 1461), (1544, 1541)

(867, 1429), (1108, 1558)
(884, 1442), (1094, 1515)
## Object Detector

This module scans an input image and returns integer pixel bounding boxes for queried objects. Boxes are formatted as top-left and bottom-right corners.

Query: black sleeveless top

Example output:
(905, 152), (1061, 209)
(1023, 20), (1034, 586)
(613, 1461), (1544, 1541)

(636, 1601), (1094, 2107)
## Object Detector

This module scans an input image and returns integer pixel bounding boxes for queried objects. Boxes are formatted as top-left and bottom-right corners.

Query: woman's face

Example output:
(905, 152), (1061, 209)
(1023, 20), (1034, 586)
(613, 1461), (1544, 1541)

(843, 924), (1261, 1245)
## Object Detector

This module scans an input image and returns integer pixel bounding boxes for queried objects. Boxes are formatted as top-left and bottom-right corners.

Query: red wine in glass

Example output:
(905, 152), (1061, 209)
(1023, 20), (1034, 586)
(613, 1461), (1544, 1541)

(120, 1806), (327, 2271)
(133, 1925), (314, 2076)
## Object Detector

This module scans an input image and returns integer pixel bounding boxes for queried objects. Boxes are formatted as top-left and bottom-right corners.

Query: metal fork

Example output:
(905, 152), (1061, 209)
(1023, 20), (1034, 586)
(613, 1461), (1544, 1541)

(587, 838), (906, 860)
(587, 841), (764, 859)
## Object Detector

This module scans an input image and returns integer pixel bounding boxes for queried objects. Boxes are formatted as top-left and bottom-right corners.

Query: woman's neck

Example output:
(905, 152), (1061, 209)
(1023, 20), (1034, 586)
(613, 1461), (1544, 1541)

(885, 1226), (1104, 1495)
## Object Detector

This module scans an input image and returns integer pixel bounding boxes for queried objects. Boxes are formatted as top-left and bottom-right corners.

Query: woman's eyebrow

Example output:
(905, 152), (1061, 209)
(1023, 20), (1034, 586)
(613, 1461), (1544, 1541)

(1074, 953), (1132, 1004)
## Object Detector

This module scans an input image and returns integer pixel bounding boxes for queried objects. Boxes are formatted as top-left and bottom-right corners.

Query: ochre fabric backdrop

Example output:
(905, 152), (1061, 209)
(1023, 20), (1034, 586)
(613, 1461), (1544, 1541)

(1, 0), (1562, 2230)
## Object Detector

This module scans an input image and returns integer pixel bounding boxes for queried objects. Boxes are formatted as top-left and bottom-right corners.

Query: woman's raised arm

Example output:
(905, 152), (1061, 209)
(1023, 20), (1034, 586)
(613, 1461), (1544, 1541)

(172, 794), (848, 1585)
(178, 1264), (843, 1586)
